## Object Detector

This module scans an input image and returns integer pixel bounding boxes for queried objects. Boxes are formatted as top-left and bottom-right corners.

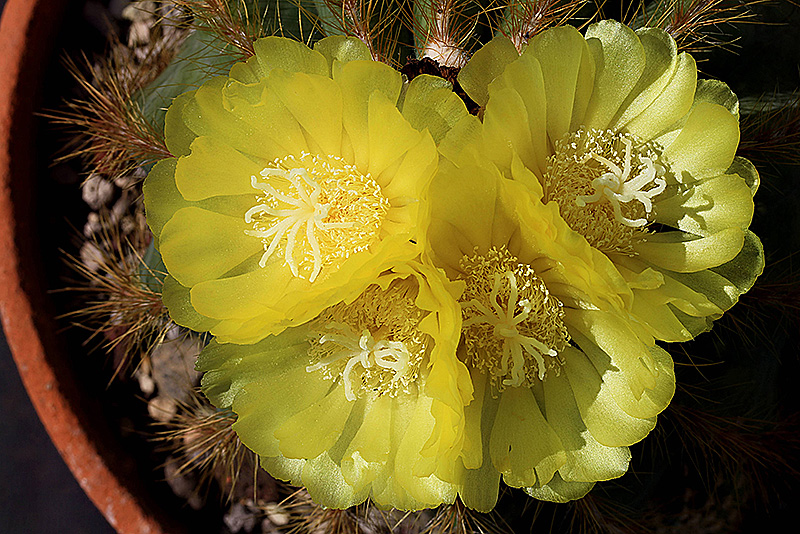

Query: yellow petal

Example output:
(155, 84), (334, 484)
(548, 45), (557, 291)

(401, 74), (470, 144)
(563, 346), (656, 447)
(161, 275), (219, 332)
(160, 206), (262, 287)
(524, 472), (595, 503)
(612, 28), (677, 128)
(252, 36), (328, 78)
(728, 156), (759, 195)
(313, 35), (372, 74)
(175, 136), (263, 201)
(665, 229), (764, 312)
(489, 386), (566, 488)
(662, 101), (740, 181)
(695, 78), (739, 117)
(457, 371), (502, 512)
(368, 91), (425, 178)
(457, 36), (519, 107)
(568, 310), (676, 419)
(622, 52), (696, 139)
(164, 89), (197, 157)
(267, 70), (343, 155)
(335, 60), (403, 170)
(275, 384), (355, 459)
(529, 25), (595, 141)
(485, 51), (548, 175)
(143, 158), (185, 242)
(654, 173), (754, 237)
(635, 228), (745, 273)
(182, 77), (268, 157)
(302, 452), (369, 509)
(542, 372), (632, 483)
(583, 20), (646, 130)
(229, 82), (309, 157)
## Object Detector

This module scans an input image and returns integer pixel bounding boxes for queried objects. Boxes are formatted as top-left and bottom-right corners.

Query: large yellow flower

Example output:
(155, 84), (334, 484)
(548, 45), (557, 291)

(196, 261), (473, 510)
(426, 148), (675, 509)
(457, 21), (763, 343)
(144, 36), (442, 344)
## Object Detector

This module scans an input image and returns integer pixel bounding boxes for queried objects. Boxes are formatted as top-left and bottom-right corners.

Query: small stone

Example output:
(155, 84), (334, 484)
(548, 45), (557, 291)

(120, 215), (136, 235)
(224, 502), (257, 533)
(110, 194), (131, 223)
(134, 358), (155, 396)
(81, 174), (115, 210)
(83, 212), (101, 238)
(150, 335), (203, 402)
(262, 503), (289, 526)
(148, 395), (177, 422)
(79, 241), (104, 272)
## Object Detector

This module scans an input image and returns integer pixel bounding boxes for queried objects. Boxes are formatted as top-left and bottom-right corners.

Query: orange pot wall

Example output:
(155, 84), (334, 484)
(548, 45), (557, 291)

(0, 2), (176, 533)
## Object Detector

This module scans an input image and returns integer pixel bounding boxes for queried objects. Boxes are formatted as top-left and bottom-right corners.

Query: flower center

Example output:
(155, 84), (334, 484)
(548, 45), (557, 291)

(544, 128), (667, 255)
(245, 152), (390, 282)
(306, 278), (428, 401)
(459, 246), (569, 390)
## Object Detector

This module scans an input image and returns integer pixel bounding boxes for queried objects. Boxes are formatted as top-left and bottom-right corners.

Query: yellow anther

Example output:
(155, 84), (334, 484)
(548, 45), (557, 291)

(459, 247), (569, 390)
(545, 129), (667, 255)
(306, 279), (428, 400)
(245, 153), (390, 282)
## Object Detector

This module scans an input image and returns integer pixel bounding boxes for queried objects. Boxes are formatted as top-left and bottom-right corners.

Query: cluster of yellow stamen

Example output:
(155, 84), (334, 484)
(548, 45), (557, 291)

(459, 247), (569, 390)
(245, 153), (390, 282)
(306, 278), (429, 401)
(544, 129), (667, 255)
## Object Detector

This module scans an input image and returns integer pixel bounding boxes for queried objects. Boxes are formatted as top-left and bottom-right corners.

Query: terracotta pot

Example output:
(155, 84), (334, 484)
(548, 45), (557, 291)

(0, 1), (186, 532)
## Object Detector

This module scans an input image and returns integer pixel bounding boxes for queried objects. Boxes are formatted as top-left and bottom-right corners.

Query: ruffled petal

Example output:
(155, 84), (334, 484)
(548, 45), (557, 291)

(456, 36), (519, 107)
(583, 20), (646, 130)
(563, 346), (656, 447)
(175, 136), (264, 201)
(164, 89), (197, 157)
(622, 52), (696, 139)
(488, 386), (566, 488)
(529, 25), (595, 141)
(662, 101), (740, 181)
(160, 206), (263, 287)
(612, 28), (678, 129)
(566, 309), (675, 420)
(524, 472), (595, 503)
(634, 228), (745, 273)
(244, 36), (328, 80)
(542, 372), (632, 483)
(400, 74), (470, 144)
(313, 35), (372, 74)
(654, 173), (754, 237)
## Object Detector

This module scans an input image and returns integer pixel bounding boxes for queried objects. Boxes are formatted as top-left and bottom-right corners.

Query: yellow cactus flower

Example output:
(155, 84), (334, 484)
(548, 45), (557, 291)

(457, 21), (763, 343)
(196, 261), (473, 510)
(426, 150), (675, 509)
(144, 36), (443, 344)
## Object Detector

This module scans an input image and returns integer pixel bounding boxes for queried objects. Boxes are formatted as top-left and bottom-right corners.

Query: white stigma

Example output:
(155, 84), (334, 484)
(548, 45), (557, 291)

(462, 271), (555, 385)
(306, 327), (413, 402)
(245, 165), (353, 282)
(575, 136), (666, 227)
